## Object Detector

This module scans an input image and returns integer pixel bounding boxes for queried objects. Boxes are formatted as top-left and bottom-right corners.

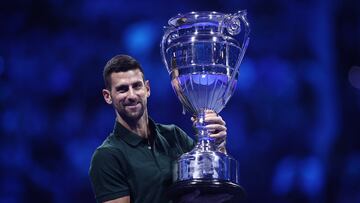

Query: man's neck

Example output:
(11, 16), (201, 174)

(116, 113), (150, 139)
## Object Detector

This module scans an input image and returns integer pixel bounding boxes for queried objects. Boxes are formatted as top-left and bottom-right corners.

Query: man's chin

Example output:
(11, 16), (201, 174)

(122, 111), (144, 122)
(127, 113), (142, 120)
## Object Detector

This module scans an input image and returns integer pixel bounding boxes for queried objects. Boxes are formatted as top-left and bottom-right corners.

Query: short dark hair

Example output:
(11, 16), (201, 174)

(103, 55), (145, 89)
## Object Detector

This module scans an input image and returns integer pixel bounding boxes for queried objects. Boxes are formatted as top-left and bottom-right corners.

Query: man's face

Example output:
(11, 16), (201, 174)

(103, 69), (150, 123)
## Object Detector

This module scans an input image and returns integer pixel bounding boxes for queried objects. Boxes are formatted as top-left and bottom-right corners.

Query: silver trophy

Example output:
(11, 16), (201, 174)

(161, 11), (250, 201)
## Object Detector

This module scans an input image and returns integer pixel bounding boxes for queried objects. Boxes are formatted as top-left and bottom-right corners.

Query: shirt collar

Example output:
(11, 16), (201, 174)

(113, 118), (160, 147)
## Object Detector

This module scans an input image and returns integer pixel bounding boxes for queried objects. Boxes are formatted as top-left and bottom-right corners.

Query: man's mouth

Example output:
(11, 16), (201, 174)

(125, 102), (138, 105)
(124, 102), (140, 108)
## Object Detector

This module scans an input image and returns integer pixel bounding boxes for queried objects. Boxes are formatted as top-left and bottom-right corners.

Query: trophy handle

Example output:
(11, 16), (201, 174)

(221, 10), (250, 51)
(160, 26), (176, 74)
(220, 10), (250, 104)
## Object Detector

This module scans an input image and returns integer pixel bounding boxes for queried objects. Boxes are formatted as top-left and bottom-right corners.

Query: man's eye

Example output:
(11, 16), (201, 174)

(116, 87), (128, 93)
(133, 83), (143, 89)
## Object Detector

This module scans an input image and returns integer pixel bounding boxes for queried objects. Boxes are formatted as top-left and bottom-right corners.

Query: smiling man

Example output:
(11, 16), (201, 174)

(89, 55), (227, 203)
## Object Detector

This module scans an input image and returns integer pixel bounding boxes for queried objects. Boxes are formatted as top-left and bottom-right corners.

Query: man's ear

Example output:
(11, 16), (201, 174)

(145, 80), (150, 97)
(102, 89), (112, 104)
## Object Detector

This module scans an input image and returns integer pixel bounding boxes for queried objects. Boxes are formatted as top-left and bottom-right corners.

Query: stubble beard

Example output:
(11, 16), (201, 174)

(117, 102), (146, 123)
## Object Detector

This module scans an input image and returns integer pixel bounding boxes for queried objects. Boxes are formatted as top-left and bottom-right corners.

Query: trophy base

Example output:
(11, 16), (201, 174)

(167, 179), (246, 203)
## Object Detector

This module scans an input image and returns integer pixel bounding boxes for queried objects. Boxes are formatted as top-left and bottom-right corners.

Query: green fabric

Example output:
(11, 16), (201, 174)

(89, 119), (194, 203)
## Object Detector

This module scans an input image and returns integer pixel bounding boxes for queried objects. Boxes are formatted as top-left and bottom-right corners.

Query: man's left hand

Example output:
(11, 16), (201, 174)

(191, 110), (227, 153)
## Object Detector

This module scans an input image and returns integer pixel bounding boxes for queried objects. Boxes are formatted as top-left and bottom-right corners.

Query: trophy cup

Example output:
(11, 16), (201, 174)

(160, 11), (250, 202)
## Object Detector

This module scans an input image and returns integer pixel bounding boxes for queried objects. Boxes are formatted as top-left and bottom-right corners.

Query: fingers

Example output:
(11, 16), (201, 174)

(205, 124), (227, 133)
(217, 140), (227, 153)
(205, 113), (226, 137)
(191, 110), (225, 125)
(191, 110), (227, 141)
(208, 130), (227, 139)
(204, 110), (218, 119)
(204, 112), (225, 125)
(205, 117), (225, 125)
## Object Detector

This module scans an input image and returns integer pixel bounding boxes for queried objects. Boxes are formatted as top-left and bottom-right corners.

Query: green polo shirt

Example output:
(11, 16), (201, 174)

(89, 119), (194, 203)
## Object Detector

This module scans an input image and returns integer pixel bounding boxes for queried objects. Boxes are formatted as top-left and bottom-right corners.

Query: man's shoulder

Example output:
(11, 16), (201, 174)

(97, 133), (125, 149)
(89, 138), (129, 176)
(154, 122), (193, 143)
(91, 134), (126, 161)
(156, 123), (179, 132)
(155, 122), (188, 138)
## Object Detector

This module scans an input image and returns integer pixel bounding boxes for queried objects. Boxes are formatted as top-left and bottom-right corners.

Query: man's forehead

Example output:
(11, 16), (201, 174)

(110, 70), (144, 85)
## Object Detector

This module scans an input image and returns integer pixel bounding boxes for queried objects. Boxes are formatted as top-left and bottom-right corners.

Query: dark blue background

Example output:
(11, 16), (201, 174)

(1, 0), (359, 202)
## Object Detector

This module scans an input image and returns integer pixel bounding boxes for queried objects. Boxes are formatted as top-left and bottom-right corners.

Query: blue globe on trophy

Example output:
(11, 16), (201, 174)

(161, 11), (250, 201)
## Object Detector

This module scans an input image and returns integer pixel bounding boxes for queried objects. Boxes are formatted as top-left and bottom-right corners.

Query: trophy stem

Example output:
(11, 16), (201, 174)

(193, 110), (216, 152)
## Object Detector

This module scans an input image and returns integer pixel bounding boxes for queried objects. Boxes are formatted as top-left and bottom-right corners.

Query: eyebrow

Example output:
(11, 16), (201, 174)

(115, 84), (128, 90)
(133, 81), (143, 85)
(114, 80), (143, 89)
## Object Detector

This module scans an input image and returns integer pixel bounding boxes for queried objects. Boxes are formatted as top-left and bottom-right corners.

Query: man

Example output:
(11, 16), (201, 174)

(89, 55), (227, 203)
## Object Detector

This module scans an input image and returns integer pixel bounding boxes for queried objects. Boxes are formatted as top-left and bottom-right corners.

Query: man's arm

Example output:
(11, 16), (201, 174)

(89, 148), (130, 203)
(103, 196), (130, 203)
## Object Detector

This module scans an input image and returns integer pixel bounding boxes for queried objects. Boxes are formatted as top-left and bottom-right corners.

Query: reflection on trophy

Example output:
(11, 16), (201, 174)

(161, 11), (250, 202)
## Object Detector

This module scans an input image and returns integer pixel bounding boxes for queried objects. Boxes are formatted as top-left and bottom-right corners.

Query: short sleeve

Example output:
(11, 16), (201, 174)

(89, 148), (129, 203)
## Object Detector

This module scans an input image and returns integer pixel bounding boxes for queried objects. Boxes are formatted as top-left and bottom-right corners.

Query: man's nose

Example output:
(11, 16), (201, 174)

(127, 87), (136, 99)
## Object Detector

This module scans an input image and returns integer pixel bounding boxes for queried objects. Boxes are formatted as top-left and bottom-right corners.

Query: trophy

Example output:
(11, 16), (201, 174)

(160, 11), (250, 202)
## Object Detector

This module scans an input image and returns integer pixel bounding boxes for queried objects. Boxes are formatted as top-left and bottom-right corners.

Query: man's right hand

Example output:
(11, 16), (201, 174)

(103, 196), (130, 203)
